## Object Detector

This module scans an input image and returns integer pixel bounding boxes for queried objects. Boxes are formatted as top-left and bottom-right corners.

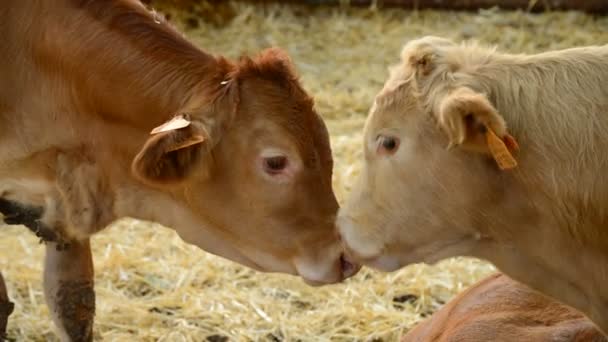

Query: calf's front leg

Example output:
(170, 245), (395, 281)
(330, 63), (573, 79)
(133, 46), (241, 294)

(0, 273), (14, 341)
(44, 240), (95, 342)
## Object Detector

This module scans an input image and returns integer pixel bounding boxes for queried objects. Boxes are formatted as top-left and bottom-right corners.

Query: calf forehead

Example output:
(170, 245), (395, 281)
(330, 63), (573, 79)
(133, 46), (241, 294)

(366, 90), (417, 136)
(243, 79), (332, 172)
(281, 105), (333, 173)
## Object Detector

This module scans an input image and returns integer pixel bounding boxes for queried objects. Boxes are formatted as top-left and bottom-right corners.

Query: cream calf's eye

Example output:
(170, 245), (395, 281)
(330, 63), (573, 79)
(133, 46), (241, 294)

(376, 135), (400, 156)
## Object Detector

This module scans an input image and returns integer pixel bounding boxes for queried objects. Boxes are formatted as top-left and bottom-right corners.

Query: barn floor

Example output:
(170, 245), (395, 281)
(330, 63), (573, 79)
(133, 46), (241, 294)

(2, 2), (607, 341)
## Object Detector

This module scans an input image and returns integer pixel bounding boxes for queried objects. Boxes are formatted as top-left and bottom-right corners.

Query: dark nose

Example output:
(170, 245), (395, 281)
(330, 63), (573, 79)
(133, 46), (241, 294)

(340, 253), (361, 279)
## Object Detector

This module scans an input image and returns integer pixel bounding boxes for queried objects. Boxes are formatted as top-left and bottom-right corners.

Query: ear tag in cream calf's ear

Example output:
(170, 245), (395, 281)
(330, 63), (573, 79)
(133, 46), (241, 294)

(486, 128), (518, 170)
(150, 114), (191, 135)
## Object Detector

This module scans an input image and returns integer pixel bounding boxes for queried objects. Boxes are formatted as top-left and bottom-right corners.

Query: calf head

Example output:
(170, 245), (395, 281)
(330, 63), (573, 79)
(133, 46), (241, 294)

(338, 37), (526, 272)
(131, 48), (359, 285)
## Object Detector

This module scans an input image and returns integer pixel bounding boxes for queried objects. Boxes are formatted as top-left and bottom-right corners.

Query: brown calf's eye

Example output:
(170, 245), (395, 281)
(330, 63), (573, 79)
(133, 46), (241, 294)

(264, 156), (288, 174)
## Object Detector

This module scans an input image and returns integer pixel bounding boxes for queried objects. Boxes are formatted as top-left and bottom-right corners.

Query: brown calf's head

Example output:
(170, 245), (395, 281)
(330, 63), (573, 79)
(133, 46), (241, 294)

(337, 36), (525, 272)
(131, 48), (359, 285)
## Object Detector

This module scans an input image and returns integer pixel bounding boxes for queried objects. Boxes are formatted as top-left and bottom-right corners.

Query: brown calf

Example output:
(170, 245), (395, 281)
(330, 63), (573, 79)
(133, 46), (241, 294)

(337, 36), (608, 334)
(0, 0), (357, 340)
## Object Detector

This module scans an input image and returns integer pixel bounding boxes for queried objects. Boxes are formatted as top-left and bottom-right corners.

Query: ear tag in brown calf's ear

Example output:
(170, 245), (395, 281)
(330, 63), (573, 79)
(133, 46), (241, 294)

(149, 113), (205, 152)
(486, 129), (518, 170)
(150, 114), (191, 135)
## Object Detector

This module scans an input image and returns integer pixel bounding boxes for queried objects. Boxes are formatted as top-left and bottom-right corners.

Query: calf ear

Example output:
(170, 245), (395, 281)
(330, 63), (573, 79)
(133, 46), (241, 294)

(438, 87), (519, 170)
(131, 115), (206, 185)
(401, 36), (455, 77)
(132, 85), (238, 185)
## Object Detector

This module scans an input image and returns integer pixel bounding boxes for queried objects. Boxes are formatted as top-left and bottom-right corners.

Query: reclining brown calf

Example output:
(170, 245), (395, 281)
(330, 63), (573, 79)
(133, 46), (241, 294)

(402, 273), (605, 342)
(337, 36), (608, 334)
(0, 0), (358, 340)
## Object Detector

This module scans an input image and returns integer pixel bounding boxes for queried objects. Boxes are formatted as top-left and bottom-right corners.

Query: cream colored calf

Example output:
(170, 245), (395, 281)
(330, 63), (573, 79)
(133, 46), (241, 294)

(338, 36), (608, 334)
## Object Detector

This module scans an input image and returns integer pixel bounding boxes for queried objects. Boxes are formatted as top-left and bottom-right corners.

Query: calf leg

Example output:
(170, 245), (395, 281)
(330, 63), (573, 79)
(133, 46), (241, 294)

(44, 240), (95, 342)
(55, 152), (114, 241)
(0, 273), (14, 341)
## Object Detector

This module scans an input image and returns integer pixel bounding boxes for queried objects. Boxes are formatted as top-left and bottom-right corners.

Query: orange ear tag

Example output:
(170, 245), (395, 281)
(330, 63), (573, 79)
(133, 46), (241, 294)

(486, 129), (518, 170)
(502, 134), (520, 152)
(150, 114), (191, 135)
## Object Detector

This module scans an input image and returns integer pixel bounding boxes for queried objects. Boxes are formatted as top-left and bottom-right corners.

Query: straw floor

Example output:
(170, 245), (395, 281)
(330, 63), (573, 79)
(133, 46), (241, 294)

(1, 2), (607, 341)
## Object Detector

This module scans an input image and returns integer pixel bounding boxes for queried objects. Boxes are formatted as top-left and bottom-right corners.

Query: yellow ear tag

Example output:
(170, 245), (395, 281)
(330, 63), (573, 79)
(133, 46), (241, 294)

(150, 114), (191, 135)
(486, 129), (518, 170)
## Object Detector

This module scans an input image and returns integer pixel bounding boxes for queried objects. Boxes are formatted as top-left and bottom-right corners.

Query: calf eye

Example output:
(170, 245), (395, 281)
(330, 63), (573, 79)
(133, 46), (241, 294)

(264, 156), (288, 174)
(377, 135), (400, 155)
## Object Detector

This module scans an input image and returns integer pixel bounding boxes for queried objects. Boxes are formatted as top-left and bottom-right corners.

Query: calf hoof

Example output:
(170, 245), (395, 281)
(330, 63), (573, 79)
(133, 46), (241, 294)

(55, 280), (95, 342)
(0, 300), (14, 341)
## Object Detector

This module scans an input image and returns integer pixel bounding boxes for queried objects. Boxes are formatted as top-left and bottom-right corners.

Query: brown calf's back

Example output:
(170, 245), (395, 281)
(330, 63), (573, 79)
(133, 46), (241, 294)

(404, 274), (606, 342)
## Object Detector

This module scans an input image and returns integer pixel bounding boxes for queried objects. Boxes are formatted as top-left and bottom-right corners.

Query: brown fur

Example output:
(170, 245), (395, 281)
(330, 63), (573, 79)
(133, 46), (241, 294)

(1, 1), (357, 339)
(338, 36), (608, 333)
(403, 273), (606, 342)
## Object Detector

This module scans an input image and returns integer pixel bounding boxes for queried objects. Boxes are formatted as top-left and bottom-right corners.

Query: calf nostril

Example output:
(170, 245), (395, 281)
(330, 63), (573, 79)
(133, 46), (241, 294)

(340, 253), (359, 279)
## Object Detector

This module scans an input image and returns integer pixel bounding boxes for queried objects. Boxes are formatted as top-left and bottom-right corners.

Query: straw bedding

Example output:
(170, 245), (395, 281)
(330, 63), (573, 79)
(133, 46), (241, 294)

(1, 2), (607, 341)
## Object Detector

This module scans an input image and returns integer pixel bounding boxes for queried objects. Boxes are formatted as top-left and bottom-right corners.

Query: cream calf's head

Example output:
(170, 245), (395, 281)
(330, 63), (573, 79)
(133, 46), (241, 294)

(337, 37), (523, 272)
(130, 48), (359, 285)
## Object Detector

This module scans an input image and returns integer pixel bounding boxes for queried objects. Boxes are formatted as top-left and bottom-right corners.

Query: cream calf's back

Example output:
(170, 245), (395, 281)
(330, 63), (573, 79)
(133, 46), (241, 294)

(403, 274), (605, 342)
